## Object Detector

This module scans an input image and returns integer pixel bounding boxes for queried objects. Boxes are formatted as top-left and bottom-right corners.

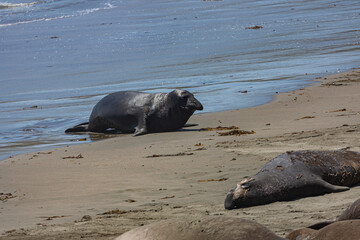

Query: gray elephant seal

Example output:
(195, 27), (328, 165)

(225, 150), (360, 210)
(115, 216), (284, 240)
(65, 89), (203, 136)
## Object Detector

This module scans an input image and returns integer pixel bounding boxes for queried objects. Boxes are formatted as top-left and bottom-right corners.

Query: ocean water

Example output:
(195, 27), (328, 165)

(1, 0), (360, 160)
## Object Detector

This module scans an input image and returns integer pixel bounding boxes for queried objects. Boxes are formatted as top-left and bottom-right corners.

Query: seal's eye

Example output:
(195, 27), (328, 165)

(241, 183), (250, 189)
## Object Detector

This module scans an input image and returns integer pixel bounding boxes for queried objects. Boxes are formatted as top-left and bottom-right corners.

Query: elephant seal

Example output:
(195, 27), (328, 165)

(287, 197), (360, 240)
(225, 150), (360, 210)
(286, 220), (360, 240)
(65, 89), (203, 136)
(307, 197), (360, 230)
(115, 216), (284, 240)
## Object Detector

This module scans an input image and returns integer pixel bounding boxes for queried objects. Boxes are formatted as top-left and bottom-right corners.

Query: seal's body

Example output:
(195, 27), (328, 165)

(225, 150), (360, 209)
(308, 197), (360, 230)
(287, 220), (360, 240)
(65, 89), (203, 136)
(116, 216), (284, 240)
(287, 197), (360, 240)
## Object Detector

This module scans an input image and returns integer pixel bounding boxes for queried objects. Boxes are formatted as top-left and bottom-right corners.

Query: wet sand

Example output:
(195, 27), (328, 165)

(0, 69), (360, 239)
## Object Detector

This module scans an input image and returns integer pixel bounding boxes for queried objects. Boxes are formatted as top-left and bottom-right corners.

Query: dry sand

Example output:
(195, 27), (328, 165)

(1, 69), (360, 239)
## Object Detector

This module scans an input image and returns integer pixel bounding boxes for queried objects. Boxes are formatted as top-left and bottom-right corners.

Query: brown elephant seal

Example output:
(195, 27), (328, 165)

(225, 150), (360, 209)
(65, 89), (203, 136)
(286, 220), (360, 240)
(287, 197), (360, 240)
(286, 228), (316, 240)
(115, 216), (284, 240)
(307, 197), (360, 230)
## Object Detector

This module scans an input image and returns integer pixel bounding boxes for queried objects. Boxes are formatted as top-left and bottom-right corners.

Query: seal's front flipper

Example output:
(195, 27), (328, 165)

(319, 180), (350, 193)
(133, 112), (148, 136)
(133, 127), (147, 136)
(65, 122), (89, 133)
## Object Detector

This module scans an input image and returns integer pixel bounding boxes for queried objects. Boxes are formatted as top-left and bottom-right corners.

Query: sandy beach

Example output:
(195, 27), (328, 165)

(1, 69), (360, 239)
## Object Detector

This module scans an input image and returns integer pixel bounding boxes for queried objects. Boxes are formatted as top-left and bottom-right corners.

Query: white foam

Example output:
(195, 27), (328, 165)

(77, 7), (100, 16)
(104, 2), (116, 9)
(0, 15), (72, 27)
(0, 2), (116, 27)
(0, 1), (42, 9)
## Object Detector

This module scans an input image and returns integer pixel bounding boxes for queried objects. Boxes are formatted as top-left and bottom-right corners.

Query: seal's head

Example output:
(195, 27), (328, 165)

(224, 178), (255, 210)
(172, 89), (203, 111)
(225, 175), (283, 209)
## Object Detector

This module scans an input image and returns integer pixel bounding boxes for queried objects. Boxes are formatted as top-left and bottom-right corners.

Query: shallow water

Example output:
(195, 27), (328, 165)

(1, 0), (360, 160)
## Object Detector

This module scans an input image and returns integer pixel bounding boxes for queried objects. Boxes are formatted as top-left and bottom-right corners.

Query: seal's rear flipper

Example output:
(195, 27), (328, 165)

(65, 122), (89, 133)
(308, 220), (335, 230)
(319, 180), (350, 193)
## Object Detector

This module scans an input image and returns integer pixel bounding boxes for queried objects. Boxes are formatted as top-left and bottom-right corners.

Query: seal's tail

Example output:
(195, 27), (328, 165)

(65, 122), (89, 133)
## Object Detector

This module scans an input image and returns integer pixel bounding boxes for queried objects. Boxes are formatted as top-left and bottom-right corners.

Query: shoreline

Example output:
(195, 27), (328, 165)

(1, 68), (360, 239)
(0, 66), (351, 163)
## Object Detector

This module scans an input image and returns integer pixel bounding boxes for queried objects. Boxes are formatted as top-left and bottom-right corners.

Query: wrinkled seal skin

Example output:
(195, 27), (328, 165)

(287, 197), (360, 240)
(65, 89), (203, 136)
(225, 150), (360, 210)
(115, 216), (284, 240)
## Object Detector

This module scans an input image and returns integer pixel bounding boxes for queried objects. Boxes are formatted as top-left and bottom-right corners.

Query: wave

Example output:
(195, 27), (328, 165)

(0, 1), (44, 9)
(0, 15), (71, 27)
(0, 1), (116, 27)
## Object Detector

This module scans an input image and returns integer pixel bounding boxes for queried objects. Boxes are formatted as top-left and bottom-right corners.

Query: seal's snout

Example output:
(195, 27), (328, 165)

(188, 96), (203, 111)
(194, 99), (203, 111)
(175, 89), (203, 111)
(224, 190), (235, 210)
(185, 98), (203, 111)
